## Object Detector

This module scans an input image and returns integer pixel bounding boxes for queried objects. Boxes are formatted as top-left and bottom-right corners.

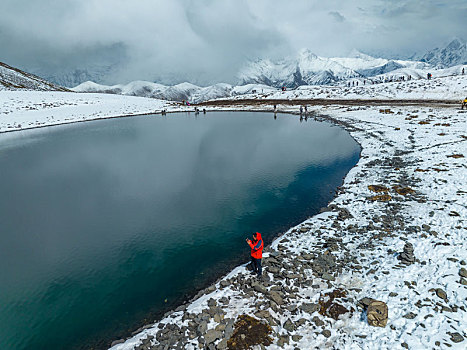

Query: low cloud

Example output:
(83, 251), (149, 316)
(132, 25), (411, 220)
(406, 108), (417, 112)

(0, 0), (465, 85)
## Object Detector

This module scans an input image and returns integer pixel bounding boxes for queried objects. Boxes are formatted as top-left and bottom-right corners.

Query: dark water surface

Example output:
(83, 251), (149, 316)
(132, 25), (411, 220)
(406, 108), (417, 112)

(0, 112), (359, 349)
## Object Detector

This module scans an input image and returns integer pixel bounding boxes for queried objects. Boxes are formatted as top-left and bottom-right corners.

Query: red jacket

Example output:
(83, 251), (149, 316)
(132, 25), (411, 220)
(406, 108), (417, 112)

(248, 232), (263, 259)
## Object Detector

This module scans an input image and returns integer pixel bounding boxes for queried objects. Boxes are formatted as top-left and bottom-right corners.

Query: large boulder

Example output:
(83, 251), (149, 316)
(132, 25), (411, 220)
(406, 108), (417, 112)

(367, 300), (388, 327)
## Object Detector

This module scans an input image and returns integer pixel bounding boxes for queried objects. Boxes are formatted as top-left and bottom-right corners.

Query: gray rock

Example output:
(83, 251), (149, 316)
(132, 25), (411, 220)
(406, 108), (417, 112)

(216, 339), (228, 349)
(312, 316), (325, 327)
(283, 319), (295, 332)
(300, 303), (320, 314)
(251, 281), (268, 294)
(224, 319), (235, 339)
(322, 329), (331, 338)
(436, 288), (448, 301)
(403, 312), (417, 319)
(269, 291), (284, 305)
(448, 332), (464, 343)
(357, 297), (374, 309)
(219, 280), (229, 288)
(204, 329), (221, 344)
(321, 272), (335, 281)
(267, 266), (280, 274)
(277, 335), (289, 347)
(292, 334), (303, 341)
(197, 321), (208, 335)
(459, 268), (467, 278)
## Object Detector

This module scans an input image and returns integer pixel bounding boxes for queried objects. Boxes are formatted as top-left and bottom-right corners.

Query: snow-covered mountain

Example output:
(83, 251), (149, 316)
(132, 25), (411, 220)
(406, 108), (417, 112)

(239, 49), (432, 88)
(34, 66), (117, 89)
(417, 38), (467, 68)
(0, 61), (69, 91)
(72, 47), (466, 103)
(72, 81), (276, 103)
(238, 49), (360, 88)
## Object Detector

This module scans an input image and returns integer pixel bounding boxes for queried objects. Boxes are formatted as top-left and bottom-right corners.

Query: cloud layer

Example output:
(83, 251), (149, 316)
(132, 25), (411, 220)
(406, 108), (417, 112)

(1, 0), (465, 85)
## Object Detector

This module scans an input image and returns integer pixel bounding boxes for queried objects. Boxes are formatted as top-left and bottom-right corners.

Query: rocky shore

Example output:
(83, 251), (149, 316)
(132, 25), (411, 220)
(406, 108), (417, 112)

(111, 102), (466, 350)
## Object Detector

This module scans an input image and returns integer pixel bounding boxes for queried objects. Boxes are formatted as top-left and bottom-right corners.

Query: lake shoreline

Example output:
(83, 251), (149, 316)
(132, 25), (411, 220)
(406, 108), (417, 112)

(1, 78), (465, 349)
(110, 101), (467, 349)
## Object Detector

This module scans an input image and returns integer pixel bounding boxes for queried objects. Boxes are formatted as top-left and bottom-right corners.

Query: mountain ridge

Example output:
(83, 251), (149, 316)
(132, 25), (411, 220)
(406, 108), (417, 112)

(0, 61), (69, 92)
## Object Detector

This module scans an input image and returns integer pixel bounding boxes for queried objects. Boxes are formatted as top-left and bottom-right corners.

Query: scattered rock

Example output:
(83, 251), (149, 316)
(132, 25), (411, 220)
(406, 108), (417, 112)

(435, 288), (448, 302)
(459, 268), (467, 278)
(397, 242), (416, 265)
(283, 319), (295, 332)
(393, 185), (415, 195)
(204, 329), (221, 344)
(403, 312), (417, 319)
(448, 332), (464, 343)
(319, 289), (350, 320)
(369, 194), (392, 201)
(367, 300), (388, 327)
(300, 303), (320, 314)
(227, 315), (272, 350)
(268, 291), (284, 305)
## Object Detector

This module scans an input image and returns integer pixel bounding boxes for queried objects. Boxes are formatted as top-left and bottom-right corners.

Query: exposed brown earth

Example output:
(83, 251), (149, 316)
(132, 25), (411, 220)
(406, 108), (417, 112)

(197, 98), (458, 108)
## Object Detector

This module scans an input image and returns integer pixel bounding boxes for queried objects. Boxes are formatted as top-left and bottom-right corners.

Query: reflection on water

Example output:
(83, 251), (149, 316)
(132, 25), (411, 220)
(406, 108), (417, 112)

(0, 112), (360, 349)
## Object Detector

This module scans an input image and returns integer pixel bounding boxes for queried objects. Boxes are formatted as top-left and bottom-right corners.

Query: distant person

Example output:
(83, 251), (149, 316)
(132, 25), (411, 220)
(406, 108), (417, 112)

(246, 232), (263, 279)
(300, 106), (303, 114)
(463, 68), (465, 75)
(304, 105), (308, 113)
(203, 108), (206, 114)
(462, 97), (467, 110)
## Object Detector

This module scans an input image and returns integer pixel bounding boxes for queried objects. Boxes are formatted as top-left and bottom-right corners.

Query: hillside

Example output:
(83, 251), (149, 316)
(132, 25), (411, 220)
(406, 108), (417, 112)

(417, 38), (467, 68)
(0, 61), (69, 92)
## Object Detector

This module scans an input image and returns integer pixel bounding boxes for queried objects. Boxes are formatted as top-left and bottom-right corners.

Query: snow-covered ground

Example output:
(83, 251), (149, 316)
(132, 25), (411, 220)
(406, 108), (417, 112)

(225, 73), (467, 102)
(1, 75), (466, 349)
(0, 91), (180, 133)
(107, 79), (466, 349)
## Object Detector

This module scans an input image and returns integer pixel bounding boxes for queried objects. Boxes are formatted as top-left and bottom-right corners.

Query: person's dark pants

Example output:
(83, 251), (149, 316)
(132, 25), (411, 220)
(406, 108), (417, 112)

(251, 256), (262, 276)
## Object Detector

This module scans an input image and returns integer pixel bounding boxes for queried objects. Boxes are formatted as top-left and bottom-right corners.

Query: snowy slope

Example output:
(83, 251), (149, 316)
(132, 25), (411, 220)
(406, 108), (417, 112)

(0, 91), (179, 133)
(238, 49), (361, 88)
(239, 50), (432, 88)
(418, 38), (467, 68)
(73, 81), (278, 103)
(109, 77), (467, 350)
(224, 73), (467, 102)
(0, 61), (69, 92)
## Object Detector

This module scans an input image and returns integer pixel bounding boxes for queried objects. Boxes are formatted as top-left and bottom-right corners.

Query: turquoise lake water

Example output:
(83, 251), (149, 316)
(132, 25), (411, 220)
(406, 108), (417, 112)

(0, 112), (360, 349)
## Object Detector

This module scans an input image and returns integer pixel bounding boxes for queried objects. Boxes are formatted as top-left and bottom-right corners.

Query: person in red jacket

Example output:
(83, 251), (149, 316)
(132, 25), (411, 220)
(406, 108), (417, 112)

(246, 232), (263, 278)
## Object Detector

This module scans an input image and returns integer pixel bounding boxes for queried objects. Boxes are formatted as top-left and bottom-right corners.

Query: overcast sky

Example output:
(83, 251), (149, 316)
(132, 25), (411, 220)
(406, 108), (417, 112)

(1, 0), (465, 85)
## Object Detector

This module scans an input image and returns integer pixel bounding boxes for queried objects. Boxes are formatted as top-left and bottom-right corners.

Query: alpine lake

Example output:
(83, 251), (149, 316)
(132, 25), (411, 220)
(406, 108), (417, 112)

(0, 111), (360, 349)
